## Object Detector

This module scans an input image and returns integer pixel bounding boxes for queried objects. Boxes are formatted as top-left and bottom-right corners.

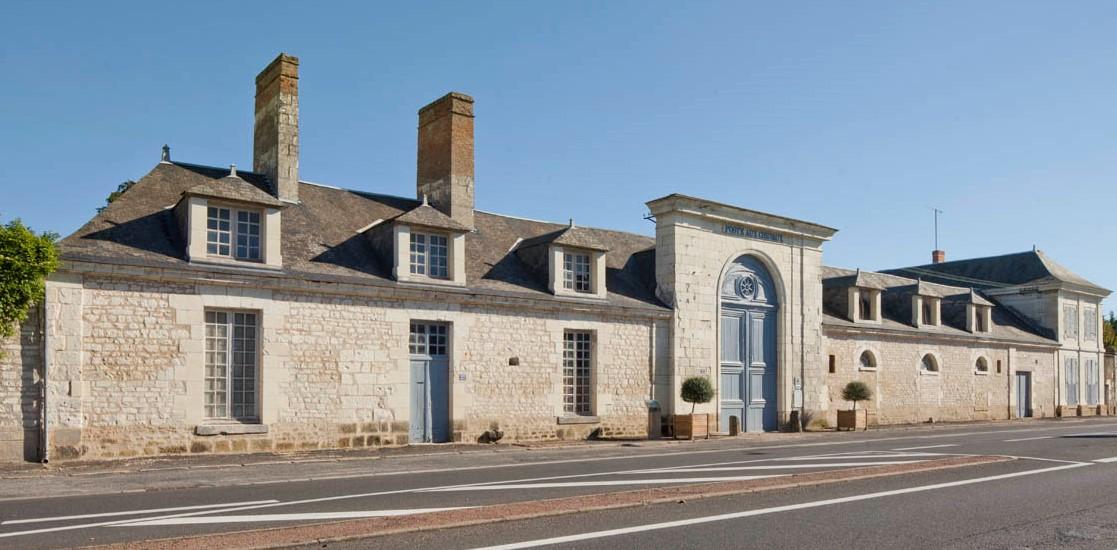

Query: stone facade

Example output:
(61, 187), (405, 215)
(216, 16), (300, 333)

(0, 311), (41, 462)
(820, 329), (1056, 426)
(37, 263), (666, 460)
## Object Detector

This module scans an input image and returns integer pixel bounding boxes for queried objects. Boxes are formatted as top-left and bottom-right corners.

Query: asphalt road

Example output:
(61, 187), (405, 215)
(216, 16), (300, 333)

(2, 418), (1117, 549)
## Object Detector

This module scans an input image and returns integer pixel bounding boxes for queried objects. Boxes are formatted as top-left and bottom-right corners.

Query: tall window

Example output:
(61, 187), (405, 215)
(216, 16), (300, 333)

(1063, 304), (1079, 339)
(563, 252), (592, 293)
(409, 322), (448, 356)
(1086, 359), (1099, 406)
(921, 302), (933, 325)
(975, 307), (989, 332)
(859, 291), (873, 321)
(207, 206), (261, 260)
(205, 311), (258, 420)
(1084, 307), (1097, 342)
(1064, 357), (1079, 405)
(410, 232), (449, 279)
(563, 331), (593, 415)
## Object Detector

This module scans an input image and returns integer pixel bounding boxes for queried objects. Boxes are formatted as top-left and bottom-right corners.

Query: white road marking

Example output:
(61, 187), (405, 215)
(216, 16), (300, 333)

(1093, 457), (1117, 463)
(892, 444), (958, 451)
(117, 507), (468, 526)
(470, 462), (1090, 550)
(425, 476), (785, 491)
(0, 500), (281, 525)
(633, 461), (923, 473)
(1004, 436), (1054, 442)
(772, 453), (946, 460)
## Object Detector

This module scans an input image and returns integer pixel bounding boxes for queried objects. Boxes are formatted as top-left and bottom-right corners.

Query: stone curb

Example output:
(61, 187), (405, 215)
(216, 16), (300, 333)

(81, 455), (1011, 550)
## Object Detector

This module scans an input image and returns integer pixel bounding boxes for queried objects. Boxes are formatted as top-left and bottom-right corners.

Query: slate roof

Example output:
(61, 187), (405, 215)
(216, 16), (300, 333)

(820, 266), (1056, 345)
(59, 161), (666, 311)
(884, 250), (1109, 294)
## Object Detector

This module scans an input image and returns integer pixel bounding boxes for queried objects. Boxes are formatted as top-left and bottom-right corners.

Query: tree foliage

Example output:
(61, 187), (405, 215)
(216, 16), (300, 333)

(0, 218), (58, 340)
(841, 380), (872, 410)
(97, 180), (137, 213)
(680, 376), (714, 414)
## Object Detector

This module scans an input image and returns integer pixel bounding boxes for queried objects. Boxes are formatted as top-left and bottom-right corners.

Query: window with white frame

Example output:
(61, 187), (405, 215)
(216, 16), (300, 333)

(207, 206), (261, 261)
(921, 302), (934, 325)
(204, 311), (259, 421)
(1065, 357), (1079, 405)
(562, 330), (593, 415)
(409, 232), (449, 279)
(975, 306), (989, 333)
(1063, 304), (1079, 339)
(1086, 359), (1099, 406)
(975, 357), (989, 374)
(563, 252), (592, 293)
(859, 290), (875, 321)
(1084, 306), (1097, 341)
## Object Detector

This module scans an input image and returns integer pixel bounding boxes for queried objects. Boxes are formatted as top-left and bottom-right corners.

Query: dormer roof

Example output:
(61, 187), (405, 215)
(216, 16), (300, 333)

(517, 224), (609, 253)
(392, 202), (471, 233)
(181, 169), (285, 208)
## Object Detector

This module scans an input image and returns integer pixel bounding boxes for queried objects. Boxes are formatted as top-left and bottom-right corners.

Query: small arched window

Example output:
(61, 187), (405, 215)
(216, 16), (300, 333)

(859, 350), (877, 370)
(975, 357), (989, 373)
(920, 353), (939, 373)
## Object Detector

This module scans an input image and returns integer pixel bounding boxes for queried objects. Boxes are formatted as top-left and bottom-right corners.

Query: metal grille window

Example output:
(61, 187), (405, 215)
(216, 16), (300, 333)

(563, 252), (592, 293)
(409, 232), (449, 278)
(1084, 307), (1097, 341)
(1065, 357), (1079, 405)
(205, 311), (258, 420)
(207, 206), (261, 260)
(563, 331), (593, 415)
(1086, 359), (1100, 406)
(409, 323), (448, 356)
(1064, 305), (1079, 339)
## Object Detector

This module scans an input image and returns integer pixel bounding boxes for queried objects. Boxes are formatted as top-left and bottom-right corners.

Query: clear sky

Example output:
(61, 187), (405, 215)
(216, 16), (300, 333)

(3, 2), (1115, 311)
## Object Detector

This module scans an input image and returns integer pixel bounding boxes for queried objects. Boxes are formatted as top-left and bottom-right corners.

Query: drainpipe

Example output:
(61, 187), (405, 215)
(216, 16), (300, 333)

(39, 300), (49, 464)
(798, 236), (806, 431)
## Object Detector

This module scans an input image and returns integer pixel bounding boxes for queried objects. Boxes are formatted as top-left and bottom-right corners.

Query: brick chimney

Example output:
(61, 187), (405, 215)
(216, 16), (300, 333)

(417, 92), (474, 229)
(932, 249), (946, 264)
(254, 53), (300, 203)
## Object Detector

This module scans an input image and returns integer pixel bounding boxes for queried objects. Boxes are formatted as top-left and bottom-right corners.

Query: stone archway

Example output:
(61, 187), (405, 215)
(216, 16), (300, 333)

(719, 255), (779, 432)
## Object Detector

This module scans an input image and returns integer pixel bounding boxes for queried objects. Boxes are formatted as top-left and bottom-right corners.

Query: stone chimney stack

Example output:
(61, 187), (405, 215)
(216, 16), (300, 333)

(254, 53), (300, 203)
(417, 92), (475, 229)
(932, 249), (946, 264)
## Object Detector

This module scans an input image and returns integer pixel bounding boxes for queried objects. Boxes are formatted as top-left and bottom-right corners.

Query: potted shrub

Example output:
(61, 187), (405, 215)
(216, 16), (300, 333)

(675, 376), (714, 440)
(837, 380), (871, 431)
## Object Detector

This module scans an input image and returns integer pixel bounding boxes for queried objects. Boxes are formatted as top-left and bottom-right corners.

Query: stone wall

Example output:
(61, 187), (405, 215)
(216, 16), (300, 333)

(0, 309), (41, 461)
(819, 329), (1055, 426)
(49, 272), (659, 460)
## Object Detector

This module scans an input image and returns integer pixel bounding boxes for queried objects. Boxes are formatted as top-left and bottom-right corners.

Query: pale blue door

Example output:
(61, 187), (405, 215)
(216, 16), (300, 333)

(409, 323), (450, 443)
(719, 255), (779, 433)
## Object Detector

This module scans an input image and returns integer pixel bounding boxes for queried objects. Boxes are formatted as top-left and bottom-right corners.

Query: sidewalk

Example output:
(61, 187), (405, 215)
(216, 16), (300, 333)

(0, 416), (1087, 501)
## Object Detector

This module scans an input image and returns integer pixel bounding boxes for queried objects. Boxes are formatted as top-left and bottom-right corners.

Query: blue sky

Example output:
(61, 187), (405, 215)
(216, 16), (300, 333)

(3, 2), (1115, 311)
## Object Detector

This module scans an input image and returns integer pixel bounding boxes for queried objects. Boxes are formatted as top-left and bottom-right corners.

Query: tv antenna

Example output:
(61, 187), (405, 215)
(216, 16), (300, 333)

(932, 207), (942, 250)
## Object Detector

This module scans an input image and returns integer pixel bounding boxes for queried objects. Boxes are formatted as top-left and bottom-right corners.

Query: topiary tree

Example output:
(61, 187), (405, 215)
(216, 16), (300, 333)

(0, 218), (58, 348)
(841, 380), (872, 410)
(680, 376), (715, 414)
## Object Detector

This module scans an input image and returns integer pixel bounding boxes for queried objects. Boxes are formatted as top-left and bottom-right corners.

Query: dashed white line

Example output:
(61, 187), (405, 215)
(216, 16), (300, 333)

(1003, 436), (1054, 442)
(426, 476), (785, 491)
(1093, 457), (1117, 463)
(0, 500), (281, 525)
(892, 444), (958, 451)
(118, 507), (468, 526)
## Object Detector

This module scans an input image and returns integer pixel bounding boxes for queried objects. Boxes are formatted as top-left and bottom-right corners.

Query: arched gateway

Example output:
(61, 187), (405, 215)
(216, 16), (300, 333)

(719, 255), (779, 432)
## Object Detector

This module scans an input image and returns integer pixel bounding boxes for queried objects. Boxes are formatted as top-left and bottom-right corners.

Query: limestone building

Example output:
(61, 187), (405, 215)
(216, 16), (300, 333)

(0, 53), (1110, 462)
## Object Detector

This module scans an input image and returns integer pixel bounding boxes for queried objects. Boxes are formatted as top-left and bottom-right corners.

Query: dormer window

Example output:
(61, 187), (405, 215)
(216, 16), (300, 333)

(206, 206), (261, 261)
(860, 292), (873, 320)
(921, 302), (933, 325)
(850, 287), (880, 323)
(563, 252), (592, 293)
(410, 231), (449, 279)
(975, 307), (988, 332)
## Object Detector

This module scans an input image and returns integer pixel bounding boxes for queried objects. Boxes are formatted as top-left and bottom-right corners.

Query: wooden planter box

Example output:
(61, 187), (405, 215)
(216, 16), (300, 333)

(837, 409), (867, 431)
(674, 414), (709, 440)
